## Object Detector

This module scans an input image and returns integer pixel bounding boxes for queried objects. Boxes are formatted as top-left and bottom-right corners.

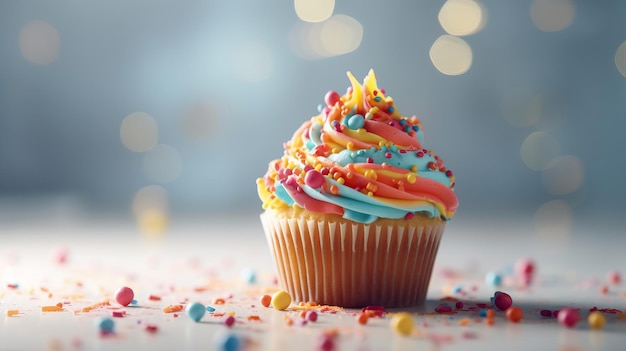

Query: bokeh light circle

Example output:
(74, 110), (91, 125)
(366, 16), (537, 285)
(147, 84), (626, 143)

(320, 15), (363, 56)
(615, 41), (626, 77)
(294, 0), (334, 23)
(530, 0), (575, 32)
(520, 131), (560, 171)
(429, 35), (473, 76)
(438, 0), (486, 36)
(120, 112), (159, 152)
(542, 155), (584, 195)
(534, 200), (572, 245)
(19, 20), (61, 65)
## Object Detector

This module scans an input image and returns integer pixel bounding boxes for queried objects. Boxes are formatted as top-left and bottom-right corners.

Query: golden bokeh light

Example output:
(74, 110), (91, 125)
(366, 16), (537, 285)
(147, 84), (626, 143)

(120, 112), (159, 152)
(429, 35), (473, 76)
(542, 155), (584, 195)
(133, 185), (169, 237)
(520, 131), (560, 171)
(615, 41), (626, 77)
(231, 41), (273, 82)
(534, 200), (572, 245)
(143, 144), (183, 184)
(19, 20), (61, 65)
(294, 0), (334, 23)
(288, 15), (363, 59)
(438, 0), (486, 36)
(320, 15), (363, 56)
(529, 0), (575, 32)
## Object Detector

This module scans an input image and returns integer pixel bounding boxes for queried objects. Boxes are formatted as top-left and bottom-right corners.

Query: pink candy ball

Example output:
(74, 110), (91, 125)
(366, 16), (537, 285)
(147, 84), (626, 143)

(114, 286), (134, 306)
(557, 308), (579, 328)
(324, 90), (341, 107)
(607, 270), (621, 285)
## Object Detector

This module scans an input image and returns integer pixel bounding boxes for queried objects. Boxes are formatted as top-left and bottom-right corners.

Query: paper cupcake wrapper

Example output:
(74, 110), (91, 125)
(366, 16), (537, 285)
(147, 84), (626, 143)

(261, 213), (445, 308)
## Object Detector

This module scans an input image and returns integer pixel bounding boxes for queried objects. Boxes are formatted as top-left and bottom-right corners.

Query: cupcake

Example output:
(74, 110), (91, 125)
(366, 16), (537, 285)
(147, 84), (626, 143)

(257, 70), (458, 308)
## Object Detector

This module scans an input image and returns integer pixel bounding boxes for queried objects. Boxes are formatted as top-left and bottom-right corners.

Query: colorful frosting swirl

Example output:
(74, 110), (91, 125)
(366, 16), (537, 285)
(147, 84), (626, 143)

(257, 70), (458, 224)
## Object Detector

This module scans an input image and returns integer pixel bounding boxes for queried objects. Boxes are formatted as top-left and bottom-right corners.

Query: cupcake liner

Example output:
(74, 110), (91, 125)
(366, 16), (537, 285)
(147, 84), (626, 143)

(261, 212), (445, 308)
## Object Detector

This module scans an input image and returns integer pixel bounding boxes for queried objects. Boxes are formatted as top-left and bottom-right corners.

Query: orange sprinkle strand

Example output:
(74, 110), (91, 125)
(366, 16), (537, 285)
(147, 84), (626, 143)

(41, 305), (63, 312)
(148, 295), (161, 301)
(213, 298), (226, 305)
(5, 310), (19, 317)
(458, 317), (470, 326)
(247, 315), (261, 322)
(163, 304), (184, 313)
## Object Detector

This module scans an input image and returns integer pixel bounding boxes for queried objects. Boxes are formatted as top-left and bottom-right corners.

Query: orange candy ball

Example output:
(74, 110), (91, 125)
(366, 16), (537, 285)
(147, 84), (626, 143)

(260, 294), (272, 308)
(506, 306), (523, 323)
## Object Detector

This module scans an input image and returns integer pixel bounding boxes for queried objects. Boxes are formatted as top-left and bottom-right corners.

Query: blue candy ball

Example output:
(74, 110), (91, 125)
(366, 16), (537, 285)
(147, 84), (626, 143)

(186, 302), (206, 322)
(217, 332), (240, 351)
(96, 317), (115, 333)
(347, 114), (365, 130)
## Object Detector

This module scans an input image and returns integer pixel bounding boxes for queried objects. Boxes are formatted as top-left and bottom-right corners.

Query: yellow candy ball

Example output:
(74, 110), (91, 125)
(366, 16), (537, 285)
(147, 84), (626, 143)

(271, 290), (291, 311)
(588, 311), (606, 329)
(390, 312), (414, 336)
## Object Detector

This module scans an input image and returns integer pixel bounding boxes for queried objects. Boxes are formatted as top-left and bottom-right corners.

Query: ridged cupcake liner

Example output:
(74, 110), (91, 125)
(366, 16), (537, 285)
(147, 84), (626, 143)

(261, 212), (445, 308)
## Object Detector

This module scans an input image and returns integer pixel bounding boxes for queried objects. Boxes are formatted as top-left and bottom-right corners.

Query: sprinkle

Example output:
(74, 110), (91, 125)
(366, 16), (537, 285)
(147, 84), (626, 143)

(435, 304), (453, 313)
(111, 311), (125, 318)
(214, 298), (226, 305)
(384, 152), (392, 158)
(5, 309), (19, 317)
(390, 312), (414, 336)
(96, 317), (115, 334)
(373, 96), (382, 102)
(356, 312), (368, 325)
(366, 157), (374, 163)
(588, 311), (606, 329)
(41, 305), (63, 312)
(306, 310), (318, 322)
(404, 212), (415, 220)
(144, 324), (158, 333)
(114, 287), (134, 307)
(540, 309), (552, 317)
(260, 294), (272, 308)
(224, 315), (236, 327)
(458, 317), (470, 326)
(185, 302), (206, 322)
(455, 301), (464, 309)
(506, 306), (523, 323)
(163, 304), (184, 313)
(557, 308), (579, 328)
(493, 291), (513, 311)
(485, 272), (502, 286)
(324, 90), (340, 107)
(486, 309), (495, 319)
(215, 331), (240, 351)
(271, 290), (291, 311)
(206, 306), (216, 312)
(416, 151), (424, 158)
(607, 270), (621, 284)
(318, 333), (336, 351)
(247, 315), (261, 322)
(148, 294), (161, 301)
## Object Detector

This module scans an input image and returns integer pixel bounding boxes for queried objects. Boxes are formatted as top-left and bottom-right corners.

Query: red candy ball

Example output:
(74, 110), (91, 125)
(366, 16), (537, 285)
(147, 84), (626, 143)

(557, 308), (579, 328)
(114, 286), (134, 306)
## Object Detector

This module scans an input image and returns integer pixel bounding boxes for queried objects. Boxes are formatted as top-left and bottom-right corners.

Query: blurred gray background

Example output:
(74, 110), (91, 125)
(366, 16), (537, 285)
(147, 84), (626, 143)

(1, 0), (625, 231)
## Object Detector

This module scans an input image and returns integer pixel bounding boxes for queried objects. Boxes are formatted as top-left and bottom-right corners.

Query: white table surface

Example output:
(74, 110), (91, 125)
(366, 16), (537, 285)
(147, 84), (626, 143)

(1, 211), (625, 351)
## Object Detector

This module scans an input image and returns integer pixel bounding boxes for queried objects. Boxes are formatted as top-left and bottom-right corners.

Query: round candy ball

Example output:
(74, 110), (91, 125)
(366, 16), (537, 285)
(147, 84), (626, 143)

(506, 306), (523, 323)
(260, 294), (272, 308)
(557, 308), (580, 328)
(185, 302), (206, 322)
(215, 331), (240, 351)
(588, 311), (606, 329)
(96, 316), (115, 334)
(271, 290), (291, 311)
(114, 286), (134, 306)
(390, 312), (414, 336)
(493, 291), (513, 311)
